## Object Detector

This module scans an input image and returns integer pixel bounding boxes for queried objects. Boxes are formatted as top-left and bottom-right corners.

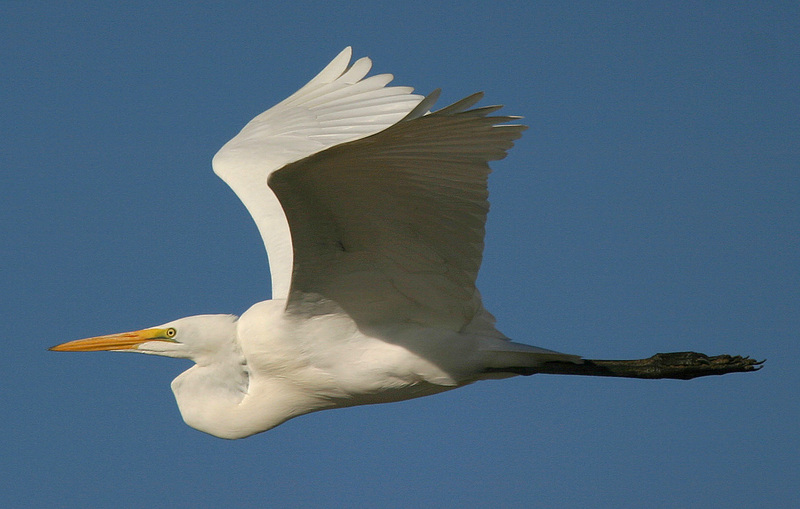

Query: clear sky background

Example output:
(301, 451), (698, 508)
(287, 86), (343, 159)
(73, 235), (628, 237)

(2, 2), (797, 508)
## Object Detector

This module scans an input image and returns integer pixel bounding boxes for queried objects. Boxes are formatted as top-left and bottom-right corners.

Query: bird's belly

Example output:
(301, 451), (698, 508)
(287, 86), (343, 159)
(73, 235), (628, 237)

(305, 319), (492, 406)
(238, 301), (484, 406)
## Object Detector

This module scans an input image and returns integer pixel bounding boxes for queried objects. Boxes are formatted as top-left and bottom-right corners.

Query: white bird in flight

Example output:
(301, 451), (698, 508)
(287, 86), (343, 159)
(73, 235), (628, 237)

(51, 47), (760, 439)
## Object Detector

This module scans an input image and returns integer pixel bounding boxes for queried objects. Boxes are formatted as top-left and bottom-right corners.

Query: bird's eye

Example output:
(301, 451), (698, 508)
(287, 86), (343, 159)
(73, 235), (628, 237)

(165, 328), (177, 338)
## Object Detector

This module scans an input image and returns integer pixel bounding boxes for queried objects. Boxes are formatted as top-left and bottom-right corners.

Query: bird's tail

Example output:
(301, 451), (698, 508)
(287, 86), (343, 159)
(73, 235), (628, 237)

(478, 339), (582, 379)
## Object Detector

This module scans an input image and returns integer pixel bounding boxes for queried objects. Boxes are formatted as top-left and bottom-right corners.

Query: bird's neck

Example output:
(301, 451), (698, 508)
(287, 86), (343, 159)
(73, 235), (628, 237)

(170, 354), (325, 439)
(169, 349), (248, 433)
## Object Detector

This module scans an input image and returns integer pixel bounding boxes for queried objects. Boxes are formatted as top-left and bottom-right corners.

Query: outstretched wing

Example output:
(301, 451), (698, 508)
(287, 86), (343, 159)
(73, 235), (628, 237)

(269, 94), (526, 331)
(212, 48), (424, 299)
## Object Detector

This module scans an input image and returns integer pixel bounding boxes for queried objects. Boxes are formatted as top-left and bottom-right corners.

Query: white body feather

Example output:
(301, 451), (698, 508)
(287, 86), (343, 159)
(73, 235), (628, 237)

(55, 48), (580, 439)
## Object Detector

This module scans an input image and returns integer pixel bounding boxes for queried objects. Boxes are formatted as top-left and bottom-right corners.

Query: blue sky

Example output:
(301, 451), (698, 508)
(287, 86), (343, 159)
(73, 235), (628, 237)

(2, 2), (797, 507)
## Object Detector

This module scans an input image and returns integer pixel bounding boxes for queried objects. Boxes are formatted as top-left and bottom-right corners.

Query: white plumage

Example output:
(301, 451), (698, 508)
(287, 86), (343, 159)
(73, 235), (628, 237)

(51, 48), (579, 439)
(213, 47), (426, 298)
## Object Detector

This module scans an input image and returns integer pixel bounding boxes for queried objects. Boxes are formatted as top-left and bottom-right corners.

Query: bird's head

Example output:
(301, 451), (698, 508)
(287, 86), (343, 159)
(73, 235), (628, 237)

(50, 314), (239, 362)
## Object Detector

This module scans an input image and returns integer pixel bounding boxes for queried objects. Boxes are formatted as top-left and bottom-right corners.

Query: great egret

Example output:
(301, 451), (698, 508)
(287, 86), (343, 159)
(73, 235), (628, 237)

(51, 48), (760, 439)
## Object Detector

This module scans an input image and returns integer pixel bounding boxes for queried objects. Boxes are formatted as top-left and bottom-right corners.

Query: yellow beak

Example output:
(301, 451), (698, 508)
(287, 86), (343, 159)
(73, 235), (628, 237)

(49, 328), (174, 352)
